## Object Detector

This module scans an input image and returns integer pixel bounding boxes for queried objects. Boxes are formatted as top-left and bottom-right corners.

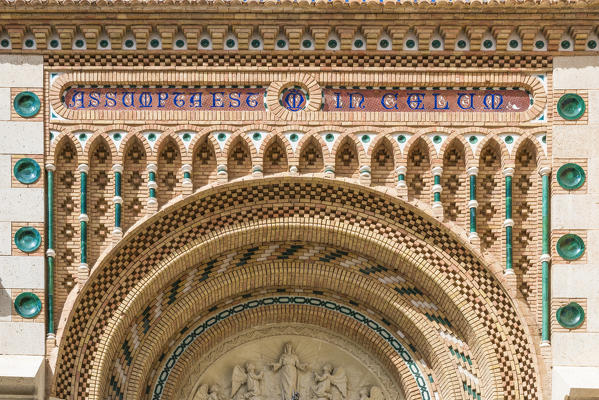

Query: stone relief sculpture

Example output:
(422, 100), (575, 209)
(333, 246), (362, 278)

(182, 331), (402, 400)
(232, 362), (264, 400)
(311, 364), (347, 400)
(270, 342), (308, 400)
(193, 384), (225, 400)
(358, 386), (384, 400)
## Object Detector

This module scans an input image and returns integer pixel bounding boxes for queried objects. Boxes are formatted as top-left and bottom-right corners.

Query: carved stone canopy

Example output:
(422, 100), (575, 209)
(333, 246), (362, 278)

(175, 324), (406, 400)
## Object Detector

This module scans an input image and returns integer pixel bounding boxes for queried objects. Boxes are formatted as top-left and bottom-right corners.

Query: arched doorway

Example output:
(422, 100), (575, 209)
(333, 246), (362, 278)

(51, 177), (544, 400)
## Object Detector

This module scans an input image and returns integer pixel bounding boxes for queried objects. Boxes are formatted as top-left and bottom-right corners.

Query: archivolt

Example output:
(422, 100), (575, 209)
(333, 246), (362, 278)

(51, 177), (543, 400)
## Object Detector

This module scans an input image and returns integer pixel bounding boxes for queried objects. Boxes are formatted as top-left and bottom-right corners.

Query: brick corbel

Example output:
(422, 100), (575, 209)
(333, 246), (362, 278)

(388, 26), (409, 50)
(258, 25), (279, 50)
(206, 25), (228, 50)
(284, 26), (304, 51)
(131, 25), (152, 50)
(439, 25), (461, 50)
(543, 26), (565, 51)
(310, 27), (331, 50)
(181, 25), (200, 49)
(518, 26), (539, 51)
(492, 26), (514, 51)
(30, 25), (51, 49)
(233, 26), (252, 51)
(569, 26), (593, 50)
(6, 25), (25, 49)
(157, 25), (178, 50)
(415, 26), (435, 49)
(362, 26), (383, 50)
(80, 25), (102, 49)
(336, 26), (357, 51)
(105, 25), (126, 50)
(465, 26), (488, 50)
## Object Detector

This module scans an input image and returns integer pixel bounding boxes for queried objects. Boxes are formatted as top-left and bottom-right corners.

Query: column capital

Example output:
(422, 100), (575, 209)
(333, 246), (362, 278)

(431, 166), (443, 176)
(503, 167), (515, 177)
(112, 164), (123, 173)
(45, 163), (56, 171)
(539, 166), (551, 176)
(467, 166), (479, 176)
(181, 164), (193, 173)
(396, 166), (407, 175)
(78, 164), (89, 173)
(147, 163), (158, 173)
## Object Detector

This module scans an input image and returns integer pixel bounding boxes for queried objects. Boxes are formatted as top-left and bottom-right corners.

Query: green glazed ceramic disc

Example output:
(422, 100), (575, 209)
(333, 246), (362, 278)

(14, 227), (41, 253)
(557, 93), (585, 120)
(13, 158), (41, 184)
(556, 302), (585, 329)
(556, 233), (585, 261)
(14, 292), (42, 319)
(13, 91), (41, 118)
(557, 163), (585, 190)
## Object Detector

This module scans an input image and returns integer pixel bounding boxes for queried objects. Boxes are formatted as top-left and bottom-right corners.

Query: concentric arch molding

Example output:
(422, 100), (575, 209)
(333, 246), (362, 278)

(48, 70), (546, 124)
(51, 177), (544, 400)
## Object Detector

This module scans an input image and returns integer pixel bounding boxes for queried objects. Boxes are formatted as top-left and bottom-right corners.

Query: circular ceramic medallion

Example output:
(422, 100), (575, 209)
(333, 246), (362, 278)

(13, 91), (41, 118)
(556, 234), (585, 261)
(13, 158), (41, 184)
(557, 94), (585, 120)
(557, 163), (585, 190)
(280, 87), (308, 112)
(556, 302), (585, 329)
(14, 227), (41, 253)
(14, 292), (42, 319)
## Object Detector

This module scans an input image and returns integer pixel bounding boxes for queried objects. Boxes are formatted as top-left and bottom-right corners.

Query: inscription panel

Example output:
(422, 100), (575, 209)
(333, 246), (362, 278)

(64, 87), (266, 111)
(322, 88), (530, 113)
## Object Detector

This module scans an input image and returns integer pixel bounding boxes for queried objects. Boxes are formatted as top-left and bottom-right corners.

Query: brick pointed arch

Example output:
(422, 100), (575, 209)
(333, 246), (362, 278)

(51, 177), (545, 400)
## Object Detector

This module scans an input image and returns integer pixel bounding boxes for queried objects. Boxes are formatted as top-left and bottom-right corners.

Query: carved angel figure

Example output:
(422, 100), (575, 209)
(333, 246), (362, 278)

(358, 386), (385, 400)
(311, 364), (347, 400)
(271, 343), (308, 400)
(193, 384), (225, 400)
(232, 362), (264, 400)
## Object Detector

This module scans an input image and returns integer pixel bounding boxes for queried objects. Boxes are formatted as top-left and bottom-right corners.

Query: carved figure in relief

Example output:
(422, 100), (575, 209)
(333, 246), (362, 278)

(270, 343), (308, 400)
(232, 362), (264, 400)
(358, 386), (385, 400)
(311, 364), (347, 400)
(193, 384), (225, 400)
